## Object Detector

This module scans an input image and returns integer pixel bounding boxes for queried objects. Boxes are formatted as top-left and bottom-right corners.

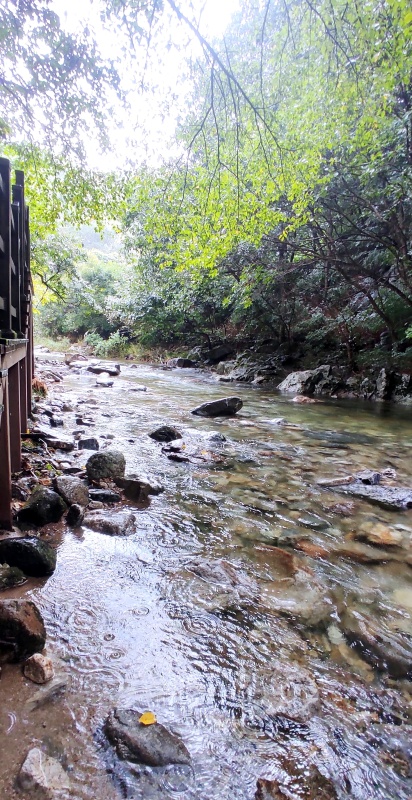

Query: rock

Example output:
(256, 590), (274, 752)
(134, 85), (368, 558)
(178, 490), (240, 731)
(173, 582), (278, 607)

(87, 362), (120, 376)
(78, 437), (99, 450)
(191, 397), (243, 417)
(258, 547), (332, 626)
(66, 503), (85, 527)
(341, 607), (412, 678)
(96, 373), (114, 387)
(355, 521), (404, 547)
(149, 425), (182, 442)
(355, 469), (381, 485)
(88, 488), (121, 503)
(0, 599), (46, 663)
(207, 432), (227, 442)
(49, 416), (64, 427)
(291, 395), (317, 403)
(26, 677), (68, 712)
(296, 513), (330, 531)
(23, 653), (55, 684)
(167, 357), (197, 368)
(277, 365), (332, 395)
(104, 708), (191, 766)
(0, 537), (56, 576)
(255, 766), (337, 799)
(338, 483), (412, 511)
(83, 510), (136, 536)
(335, 540), (398, 563)
(0, 563), (26, 589)
(16, 486), (67, 526)
(53, 475), (89, 507)
(258, 662), (319, 722)
(128, 384), (147, 392)
(115, 474), (164, 502)
(86, 450), (126, 482)
(17, 748), (70, 796)
(206, 343), (235, 362)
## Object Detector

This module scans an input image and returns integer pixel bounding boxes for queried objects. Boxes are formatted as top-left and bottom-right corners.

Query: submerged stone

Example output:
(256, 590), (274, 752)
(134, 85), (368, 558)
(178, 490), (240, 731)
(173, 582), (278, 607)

(17, 748), (70, 795)
(255, 766), (337, 799)
(341, 607), (412, 679)
(104, 707), (191, 766)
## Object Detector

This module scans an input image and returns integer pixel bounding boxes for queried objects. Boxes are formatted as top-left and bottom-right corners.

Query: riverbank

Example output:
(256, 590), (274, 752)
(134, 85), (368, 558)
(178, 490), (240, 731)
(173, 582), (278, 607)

(0, 351), (411, 799)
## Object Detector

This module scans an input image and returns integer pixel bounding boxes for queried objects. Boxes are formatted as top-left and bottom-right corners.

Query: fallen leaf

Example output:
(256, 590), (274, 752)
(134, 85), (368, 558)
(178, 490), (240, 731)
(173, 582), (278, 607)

(139, 711), (157, 726)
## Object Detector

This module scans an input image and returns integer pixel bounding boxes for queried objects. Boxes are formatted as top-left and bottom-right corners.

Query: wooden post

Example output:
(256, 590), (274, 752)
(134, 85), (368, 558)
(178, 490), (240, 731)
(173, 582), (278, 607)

(0, 158), (13, 338)
(0, 370), (12, 530)
(8, 362), (21, 472)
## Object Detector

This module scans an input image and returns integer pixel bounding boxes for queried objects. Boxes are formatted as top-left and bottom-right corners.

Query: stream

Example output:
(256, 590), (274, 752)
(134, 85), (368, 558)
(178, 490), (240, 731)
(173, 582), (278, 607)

(1, 358), (412, 799)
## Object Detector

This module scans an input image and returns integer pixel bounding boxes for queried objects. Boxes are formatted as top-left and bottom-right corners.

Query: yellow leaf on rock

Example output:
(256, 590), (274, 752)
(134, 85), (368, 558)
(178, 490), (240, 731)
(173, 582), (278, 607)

(139, 711), (157, 726)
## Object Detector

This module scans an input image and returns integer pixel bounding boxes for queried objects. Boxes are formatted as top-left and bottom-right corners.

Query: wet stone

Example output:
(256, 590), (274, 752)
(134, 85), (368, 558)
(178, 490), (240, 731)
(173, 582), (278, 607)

(66, 503), (85, 527)
(0, 537), (56, 576)
(149, 425), (182, 442)
(17, 747), (70, 796)
(86, 450), (126, 482)
(296, 513), (330, 531)
(115, 474), (164, 502)
(53, 475), (89, 507)
(16, 486), (67, 527)
(191, 396), (243, 417)
(78, 437), (99, 450)
(88, 488), (121, 503)
(104, 708), (191, 766)
(0, 599), (46, 663)
(341, 607), (412, 679)
(83, 510), (136, 536)
(338, 483), (412, 511)
(255, 766), (337, 799)
(0, 563), (26, 589)
(23, 653), (55, 684)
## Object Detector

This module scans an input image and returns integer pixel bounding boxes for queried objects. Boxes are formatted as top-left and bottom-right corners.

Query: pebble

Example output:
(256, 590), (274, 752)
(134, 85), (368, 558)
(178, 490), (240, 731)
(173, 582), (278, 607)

(24, 653), (55, 684)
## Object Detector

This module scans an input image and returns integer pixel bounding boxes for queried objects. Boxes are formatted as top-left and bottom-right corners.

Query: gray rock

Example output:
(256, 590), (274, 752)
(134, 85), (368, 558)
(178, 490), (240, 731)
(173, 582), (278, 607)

(0, 599), (46, 663)
(115, 474), (164, 502)
(338, 483), (412, 511)
(277, 365), (332, 395)
(0, 537), (56, 576)
(206, 343), (235, 362)
(104, 708), (191, 766)
(87, 362), (120, 376)
(341, 607), (412, 678)
(53, 475), (89, 507)
(88, 488), (121, 503)
(0, 563), (26, 589)
(83, 510), (136, 536)
(191, 397), (243, 417)
(149, 425), (182, 442)
(49, 416), (64, 427)
(17, 747), (70, 796)
(66, 504), (85, 527)
(167, 357), (197, 368)
(16, 486), (67, 527)
(86, 450), (126, 482)
(78, 437), (99, 450)
(96, 373), (114, 387)
(255, 766), (337, 799)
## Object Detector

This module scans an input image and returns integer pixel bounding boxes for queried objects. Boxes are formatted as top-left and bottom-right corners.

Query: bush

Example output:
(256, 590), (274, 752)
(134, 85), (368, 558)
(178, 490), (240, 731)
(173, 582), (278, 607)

(84, 330), (129, 358)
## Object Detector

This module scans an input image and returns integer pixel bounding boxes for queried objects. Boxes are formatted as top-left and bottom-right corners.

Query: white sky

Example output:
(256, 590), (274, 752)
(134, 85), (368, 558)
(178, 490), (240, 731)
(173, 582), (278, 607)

(50, 0), (240, 169)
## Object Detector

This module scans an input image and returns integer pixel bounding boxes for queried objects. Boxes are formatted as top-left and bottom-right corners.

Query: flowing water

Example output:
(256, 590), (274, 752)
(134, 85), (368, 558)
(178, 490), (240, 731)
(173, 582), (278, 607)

(1, 361), (412, 799)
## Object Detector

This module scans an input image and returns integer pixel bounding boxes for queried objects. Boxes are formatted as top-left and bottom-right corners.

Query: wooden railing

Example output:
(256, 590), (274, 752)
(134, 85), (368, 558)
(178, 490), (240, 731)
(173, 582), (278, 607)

(0, 157), (33, 530)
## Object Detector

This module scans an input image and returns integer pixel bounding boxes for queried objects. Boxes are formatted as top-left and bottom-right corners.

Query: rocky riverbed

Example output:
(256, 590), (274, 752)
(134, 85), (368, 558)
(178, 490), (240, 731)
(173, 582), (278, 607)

(0, 349), (411, 800)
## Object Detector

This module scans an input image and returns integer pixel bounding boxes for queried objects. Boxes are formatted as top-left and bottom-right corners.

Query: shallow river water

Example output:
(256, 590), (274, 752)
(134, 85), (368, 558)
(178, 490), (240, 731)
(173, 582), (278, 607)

(1, 361), (412, 799)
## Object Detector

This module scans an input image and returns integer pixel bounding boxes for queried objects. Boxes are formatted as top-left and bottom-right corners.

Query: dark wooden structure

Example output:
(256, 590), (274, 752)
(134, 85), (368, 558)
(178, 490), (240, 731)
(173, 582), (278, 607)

(0, 157), (33, 529)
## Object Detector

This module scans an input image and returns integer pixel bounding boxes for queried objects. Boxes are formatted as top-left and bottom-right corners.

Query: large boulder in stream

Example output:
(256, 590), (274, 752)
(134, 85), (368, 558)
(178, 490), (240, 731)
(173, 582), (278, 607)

(0, 537), (56, 576)
(0, 599), (46, 663)
(104, 708), (191, 766)
(86, 450), (126, 482)
(278, 365), (335, 396)
(83, 510), (136, 536)
(16, 486), (67, 527)
(191, 396), (243, 417)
